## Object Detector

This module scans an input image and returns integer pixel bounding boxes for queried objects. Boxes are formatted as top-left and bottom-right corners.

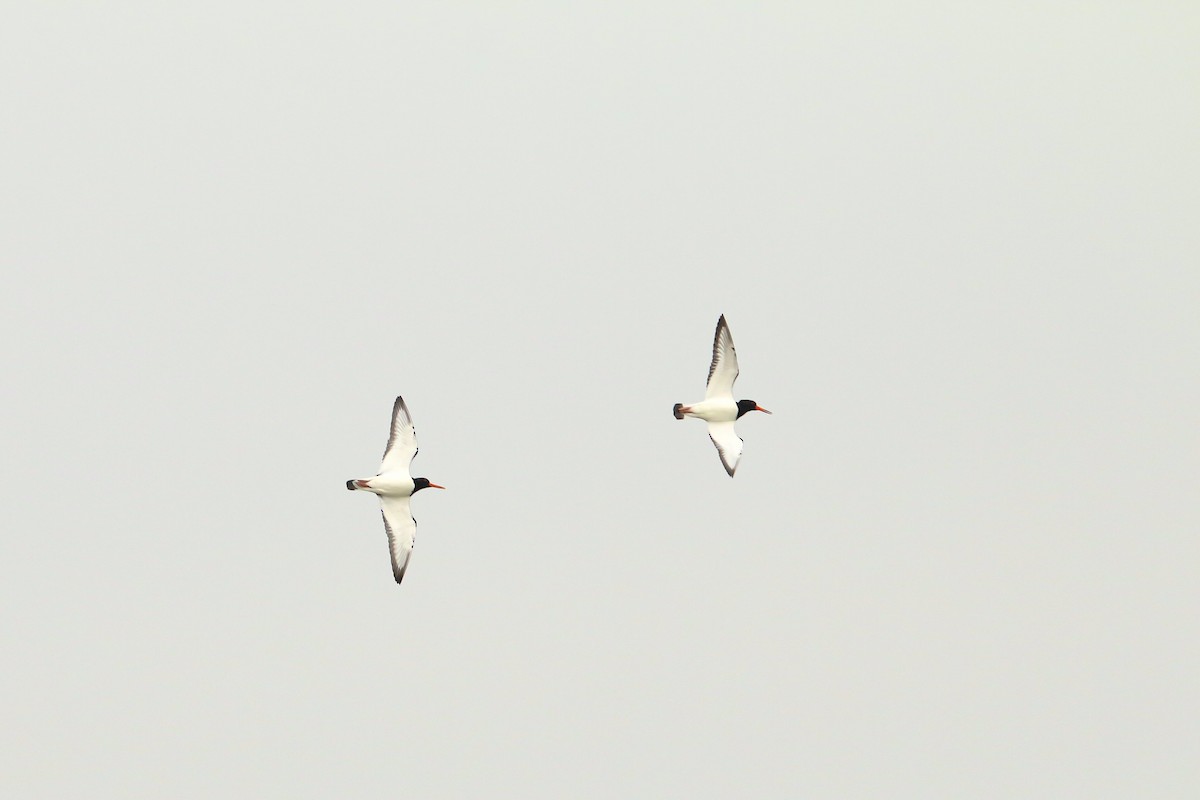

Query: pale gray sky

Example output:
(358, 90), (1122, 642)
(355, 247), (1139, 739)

(2, 3), (1198, 797)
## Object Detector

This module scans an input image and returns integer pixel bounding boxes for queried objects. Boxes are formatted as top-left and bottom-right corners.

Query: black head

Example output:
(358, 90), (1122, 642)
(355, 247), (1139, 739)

(736, 399), (773, 418)
(413, 477), (446, 492)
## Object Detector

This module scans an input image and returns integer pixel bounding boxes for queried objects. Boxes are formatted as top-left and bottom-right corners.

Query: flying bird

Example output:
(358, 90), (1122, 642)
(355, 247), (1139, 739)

(346, 396), (444, 584)
(673, 314), (771, 476)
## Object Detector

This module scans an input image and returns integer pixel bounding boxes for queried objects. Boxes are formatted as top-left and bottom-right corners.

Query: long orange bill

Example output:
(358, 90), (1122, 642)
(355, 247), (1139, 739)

(427, 482), (447, 489)
(755, 405), (773, 414)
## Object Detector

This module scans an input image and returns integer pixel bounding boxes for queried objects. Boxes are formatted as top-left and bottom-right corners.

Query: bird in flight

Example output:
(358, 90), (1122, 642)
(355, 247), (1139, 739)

(346, 396), (444, 584)
(673, 315), (771, 476)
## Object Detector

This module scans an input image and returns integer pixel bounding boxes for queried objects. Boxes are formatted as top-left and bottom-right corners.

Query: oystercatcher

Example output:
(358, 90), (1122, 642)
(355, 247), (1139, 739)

(346, 396), (444, 584)
(673, 315), (771, 476)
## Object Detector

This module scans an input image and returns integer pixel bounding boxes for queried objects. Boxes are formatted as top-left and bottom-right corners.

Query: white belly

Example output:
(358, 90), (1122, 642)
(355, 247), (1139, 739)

(368, 471), (415, 497)
(682, 398), (737, 423)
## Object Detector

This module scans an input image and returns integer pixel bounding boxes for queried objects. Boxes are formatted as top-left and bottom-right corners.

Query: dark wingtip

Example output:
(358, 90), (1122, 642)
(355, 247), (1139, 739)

(345, 480), (357, 491)
(673, 403), (684, 420)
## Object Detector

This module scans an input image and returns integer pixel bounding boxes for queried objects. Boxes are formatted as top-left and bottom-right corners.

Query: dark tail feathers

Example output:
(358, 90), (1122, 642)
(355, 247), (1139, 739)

(673, 403), (684, 420)
(345, 480), (358, 491)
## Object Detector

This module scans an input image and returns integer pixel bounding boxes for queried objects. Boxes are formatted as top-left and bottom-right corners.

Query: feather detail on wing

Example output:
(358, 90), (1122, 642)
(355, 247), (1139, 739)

(380, 395), (419, 472)
(705, 315), (740, 399)
(380, 496), (416, 585)
(707, 421), (744, 476)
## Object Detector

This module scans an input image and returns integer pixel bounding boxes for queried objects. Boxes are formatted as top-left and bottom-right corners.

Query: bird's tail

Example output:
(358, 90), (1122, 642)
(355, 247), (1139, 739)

(345, 479), (358, 491)
(673, 403), (685, 420)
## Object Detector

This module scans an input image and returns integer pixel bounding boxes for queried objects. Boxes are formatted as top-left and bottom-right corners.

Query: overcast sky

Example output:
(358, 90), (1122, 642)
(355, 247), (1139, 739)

(2, 3), (1198, 797)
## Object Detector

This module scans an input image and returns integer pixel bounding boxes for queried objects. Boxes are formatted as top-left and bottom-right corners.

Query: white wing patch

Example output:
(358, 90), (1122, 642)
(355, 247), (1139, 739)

(707, 421), (744, 476)
(705, 315), (740, 400)
(380, 395), (419, 472)
(380, 496), (417, 584)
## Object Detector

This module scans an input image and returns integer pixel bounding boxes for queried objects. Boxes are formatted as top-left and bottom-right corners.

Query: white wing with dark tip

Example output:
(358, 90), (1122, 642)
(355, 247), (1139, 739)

(704, 314), (740, 400)
(380, 496), (416, 585)
(707, 421), (744, 476)
(380, 395), (418, 472)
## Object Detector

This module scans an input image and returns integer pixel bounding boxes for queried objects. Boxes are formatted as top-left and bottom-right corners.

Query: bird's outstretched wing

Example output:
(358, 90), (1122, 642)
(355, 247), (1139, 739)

(705, 315), (740, 400)
(380, 395), (419, 472)
(380, 496), (416, 585)
(707, 421), (744, 477)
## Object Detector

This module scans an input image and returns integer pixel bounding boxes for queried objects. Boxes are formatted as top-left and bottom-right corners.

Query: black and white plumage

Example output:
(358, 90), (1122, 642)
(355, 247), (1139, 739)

(673, 315), (771, 476)
(346, 396), (444, 584)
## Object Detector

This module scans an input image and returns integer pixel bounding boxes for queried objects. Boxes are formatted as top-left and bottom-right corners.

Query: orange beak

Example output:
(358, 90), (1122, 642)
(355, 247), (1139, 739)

(755, 405), (772, 414)
(427, 482), (446, 490)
